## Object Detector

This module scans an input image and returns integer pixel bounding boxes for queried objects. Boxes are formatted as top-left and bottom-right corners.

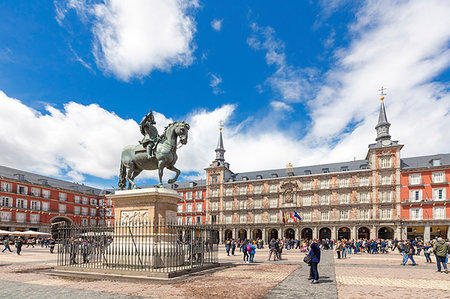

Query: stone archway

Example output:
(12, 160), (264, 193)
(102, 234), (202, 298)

(268, 228), (278, 240)
(338, 227), (351, 240)
(378, 227), (394, 239)
(358, 227), (370, 240)
(319, 227), (331, 240)
(224, 229), (233, 241)
(301, 228), (313, 240)
(50, 216), (73, 238)
(238, 229), (247, 241)
(284, 228), (295, 239)
(253, 229), (262, 240)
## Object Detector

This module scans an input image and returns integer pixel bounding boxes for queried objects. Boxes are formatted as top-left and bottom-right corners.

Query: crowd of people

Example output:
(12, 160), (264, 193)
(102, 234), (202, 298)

(1, 236), (57, 255)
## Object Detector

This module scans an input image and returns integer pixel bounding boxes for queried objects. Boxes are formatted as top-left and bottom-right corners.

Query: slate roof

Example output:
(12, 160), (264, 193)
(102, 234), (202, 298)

(0, 165), (105, 195)
(143, 179), (206, 190)
(401, 153), (450, 170)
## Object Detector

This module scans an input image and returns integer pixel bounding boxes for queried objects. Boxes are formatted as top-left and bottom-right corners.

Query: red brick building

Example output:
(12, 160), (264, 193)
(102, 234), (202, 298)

(174, 181), (207, 225)
(0, 165), (113, 233)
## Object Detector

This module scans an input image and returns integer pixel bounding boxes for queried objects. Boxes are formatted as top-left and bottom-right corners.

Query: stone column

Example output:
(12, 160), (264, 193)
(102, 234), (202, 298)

(372, 225), (377, 239)
(263, 227), (267, 244)
(279, 227), (284, 239)
(447, 226), (450, 240)
(331, 227), (337, 240)
(313, 227), (318, 239)
(394, 226), (401, 240)
(219, 229), (224, 243)
(424, 225), (431, 241)
(295, 227), (300, 239)
(233, 228), (237, 240)
(351, 226), (357, 240)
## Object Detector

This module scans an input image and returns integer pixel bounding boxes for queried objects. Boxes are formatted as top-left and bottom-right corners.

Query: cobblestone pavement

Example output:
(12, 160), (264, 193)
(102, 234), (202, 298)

(264, 249), (338, 299)
(334, 251), (450, 298)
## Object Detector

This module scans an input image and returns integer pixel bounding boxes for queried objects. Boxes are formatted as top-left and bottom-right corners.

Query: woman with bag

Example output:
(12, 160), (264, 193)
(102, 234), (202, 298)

(306, 241), (321, 284)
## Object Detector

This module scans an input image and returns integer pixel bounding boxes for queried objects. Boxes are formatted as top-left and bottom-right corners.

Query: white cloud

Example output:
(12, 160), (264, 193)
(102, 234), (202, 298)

(247, 23), (315, 102)
(211, 18), (223, 31)
(270, 101), (293, 112)
(56, 0), (198, 81)
(208, 73), (224, 95)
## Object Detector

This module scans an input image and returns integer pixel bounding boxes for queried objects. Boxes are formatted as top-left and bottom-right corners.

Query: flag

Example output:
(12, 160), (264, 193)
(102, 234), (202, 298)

(293, 210), (302, 221)
(282, 211), (286, 223)
(290, 211), (297, 223)
(284, 210), (289, 223)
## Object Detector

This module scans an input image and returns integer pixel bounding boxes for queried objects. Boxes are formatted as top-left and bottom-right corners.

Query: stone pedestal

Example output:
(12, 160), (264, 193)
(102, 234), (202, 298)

(105, 188), (184, 268)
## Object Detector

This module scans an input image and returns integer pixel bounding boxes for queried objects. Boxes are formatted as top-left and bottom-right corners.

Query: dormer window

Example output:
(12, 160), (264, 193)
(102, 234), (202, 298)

(189, 181), (197, 188)
(322, 168), (329, 173)
(360, 164), (368, 169)
(341, 166), (348, 172)
(304, 170), (311, 175)
(256, 175), (263, 180)
(242, 176), (248, 181)
(432, 159), (441, 167)
(271, 173), (278, 178)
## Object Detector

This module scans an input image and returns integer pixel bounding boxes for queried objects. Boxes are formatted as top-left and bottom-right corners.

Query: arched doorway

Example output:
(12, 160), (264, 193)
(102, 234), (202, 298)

(224, 229), (233, 241)
(301, 228), (313, 240)
(238, 229), (247, 241)
(211, 230), (220, 244)
(358, 227), (370, 239)
(268, 228), (278, 240)
(50, 216), (73, 238)
(319, 227), (331, 240)
(284, 228), (295, 239)
(253, 229), (262, 240)
(378, 227), (394, 239)
(338, 227), (351, 240)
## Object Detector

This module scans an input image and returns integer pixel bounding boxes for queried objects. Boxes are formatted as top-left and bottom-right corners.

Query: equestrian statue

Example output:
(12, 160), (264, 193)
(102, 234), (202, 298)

(118, 110), (190, 190)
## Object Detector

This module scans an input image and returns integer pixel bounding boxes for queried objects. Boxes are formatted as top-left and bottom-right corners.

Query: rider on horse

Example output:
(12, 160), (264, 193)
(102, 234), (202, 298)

(139, 110), (159, 159)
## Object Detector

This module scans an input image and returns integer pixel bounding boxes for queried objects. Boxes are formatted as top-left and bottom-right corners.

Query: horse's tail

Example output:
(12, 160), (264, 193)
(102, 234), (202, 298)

(118, 161), (127, 190)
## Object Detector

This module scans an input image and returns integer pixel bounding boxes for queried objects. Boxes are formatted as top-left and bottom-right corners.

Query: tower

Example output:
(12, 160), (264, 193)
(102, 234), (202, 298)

(215, 126), (226, 164)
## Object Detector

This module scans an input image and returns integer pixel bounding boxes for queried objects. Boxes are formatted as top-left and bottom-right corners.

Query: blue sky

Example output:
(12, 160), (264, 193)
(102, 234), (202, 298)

(0, 0), (449, 189)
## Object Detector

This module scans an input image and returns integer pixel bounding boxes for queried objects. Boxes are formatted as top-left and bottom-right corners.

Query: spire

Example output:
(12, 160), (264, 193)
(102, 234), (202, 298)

(215, 122), (225, 163)
(375, 87), (391, 143)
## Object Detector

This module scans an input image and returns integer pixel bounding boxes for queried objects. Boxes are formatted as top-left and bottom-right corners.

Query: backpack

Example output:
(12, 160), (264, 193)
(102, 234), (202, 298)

(247, 245), (251, 252)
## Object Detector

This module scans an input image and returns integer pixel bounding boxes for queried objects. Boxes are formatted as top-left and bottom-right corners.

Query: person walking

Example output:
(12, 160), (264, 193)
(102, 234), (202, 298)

(231, 239), (236, 256)
(268, 238), (278, 261)
(423, 242), (432, 263)
(241, 241), (249, 263)
(335, 241), (342, 259)
(249, 242), (256, 263)
(225, 239), (231, 256)
(49, 238), (56, 253)
(433, 237), (450, 273)
(2, 238), (13, 253)
(401, 241), (417, 266)
(307, 242), (321, 284)
(15, 237), (23, 255)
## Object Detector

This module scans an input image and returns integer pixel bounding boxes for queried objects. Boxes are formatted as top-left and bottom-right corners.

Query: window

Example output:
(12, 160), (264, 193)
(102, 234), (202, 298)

(186, 203), (192, 212)
(17, 185), (28, 195)
(320, 211), (329, 221)
(341, 166), (348, 172)
(42, 190), (50, 199)
(59, 192), (67, 201)
(30, 200), (40, 210)
(381, 208), (392, 220)
(409, 173), (421, 185)
(16, 212), (26, 223)
(240, 214), (247, 223)
(0, 211), (12, 221)
(254, 199), (262, 209)
(90, 208), (96, 216)
(1, 196), (12, 207)
(186, 216), (192, 224)
(360, 164), (368, 169)
(59, 204), (66, 213)
(30, 214), (39, 224)
(225, 188), (233, 196)
(358, 209), (370, 220)
(322, 168), (329, 173)
(178, 217), (183, 225)
(320, 180), (329, 189)
(186, 191), (193, 200)
(432, 159), (441, 166)
(90, 198), (97, 206)
(302, 212), (311, 221)
(225, 201), (232, 210)
(269, 198), (278, 208)
(379, 157), (392, 168)
(1, 182), (12, 192)
(359, 177), (370, 186)
(380, 175), (393, 185)
(269, 184), (278, 193)
(196, 216), (202, 224)
(302, 196), (311, 206)
(410, 190), (423, 202)
(269, 213), (277, 223)
(82, 197), (89, 205)
(30, 187), (40, 197)
(195, 190), (203, 199)
(16, 198), (27, 209)
(239, 186), (247, 195)
(239, 200), (246, 209)
(242, 177), (248, 181)
(319, 194), (330, 205)
(271, 173), (278, 178)
(302, 181), (312, 190)
(359, 192), (370, 203)
(225, 215), (232, 224)
(74, 206), (80, 215)
(211, 201), (218, 211)
(254, 213), (262, 223)
(432, 188), (446, 201)
(340, 210), (349, 220)
(339, 193), (349, 204)
(339, 178), (349, 187)
(410, 208), (422, 220)
(256, 175), (263, 180)
(432, 172), (445, 183)
(380, 191), (393, 203)
(254, 185), (262, 194)
(177, 204), (183, 213)
(211, 175), (218, 184)
(211, 189), (219, 197)
(82, 207), (88, 216)
(304, 170), (311, 175)
(80, 218), (88, 226)
(90, 219), (97, 226)
(433, 207), (446, 219)
(42, 202), (49, 211)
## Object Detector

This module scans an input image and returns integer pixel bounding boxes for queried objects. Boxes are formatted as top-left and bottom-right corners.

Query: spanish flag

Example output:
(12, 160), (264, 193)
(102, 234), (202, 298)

(284, 210), (289, 223)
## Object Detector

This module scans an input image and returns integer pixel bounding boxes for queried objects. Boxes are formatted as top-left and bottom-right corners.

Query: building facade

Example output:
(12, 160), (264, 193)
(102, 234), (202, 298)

(175, 181), (207, 225)
(198, 99), (449, 243)
(0, 166), (114, 233)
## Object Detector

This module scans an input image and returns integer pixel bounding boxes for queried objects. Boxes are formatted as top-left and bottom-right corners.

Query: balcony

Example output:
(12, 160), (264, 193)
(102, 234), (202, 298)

(431, 179), (448, 186)
(408, 179), (424, 187)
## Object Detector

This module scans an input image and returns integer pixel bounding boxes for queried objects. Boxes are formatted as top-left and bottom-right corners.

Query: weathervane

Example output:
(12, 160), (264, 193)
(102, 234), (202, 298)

(379, 86), (387, 101)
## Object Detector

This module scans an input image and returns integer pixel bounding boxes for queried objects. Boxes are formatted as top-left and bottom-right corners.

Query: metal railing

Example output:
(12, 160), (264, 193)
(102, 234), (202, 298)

(56, 222), (219, 274)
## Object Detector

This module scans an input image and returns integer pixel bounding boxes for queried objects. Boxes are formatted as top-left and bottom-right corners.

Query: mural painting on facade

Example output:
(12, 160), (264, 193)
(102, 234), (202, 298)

(312, 210), (320, 221)
(262, 183), (268, 194)
(375, 205), (380, 219)
(351, 190), (358, 203)
(262, 197), (269, 209)
(330, 177), (338, 188)
(233, 198), (238, 210)
(280, 180), (298, 204)
(330, 208), (339, 220)
(247, 198), (253, 209)
(247, 184), (253, 194)
(331, 191), (338, 204)
(312, 178), (318, 190)
(350, 208), (358, 220)
(262, 211), (269, 223)
(312, 194), (319, 205)
(233, 185), (238, 195)
(247, 213), (253, 223)
(350, 176), (357, 187)
(233, 213), (239, 223)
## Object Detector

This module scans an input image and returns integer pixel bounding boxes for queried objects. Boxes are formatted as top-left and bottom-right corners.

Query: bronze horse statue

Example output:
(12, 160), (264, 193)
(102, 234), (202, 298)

(118, 121), (190, 189)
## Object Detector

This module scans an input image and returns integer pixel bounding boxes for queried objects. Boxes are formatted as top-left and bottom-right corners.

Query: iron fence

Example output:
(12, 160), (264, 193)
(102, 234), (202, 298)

(56, 222), (219, 274)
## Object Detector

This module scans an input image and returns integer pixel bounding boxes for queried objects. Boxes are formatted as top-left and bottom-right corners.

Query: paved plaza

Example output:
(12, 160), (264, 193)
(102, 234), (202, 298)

(0, 246), (449, 298)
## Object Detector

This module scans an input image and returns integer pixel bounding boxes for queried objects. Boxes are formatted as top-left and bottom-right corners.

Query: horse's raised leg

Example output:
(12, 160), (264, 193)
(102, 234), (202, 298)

(167, 165), (181, 184)
(157, 160), (165, 188)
